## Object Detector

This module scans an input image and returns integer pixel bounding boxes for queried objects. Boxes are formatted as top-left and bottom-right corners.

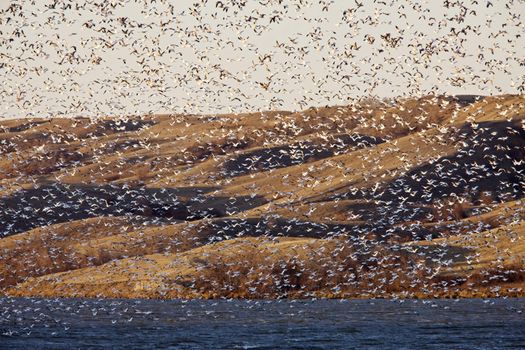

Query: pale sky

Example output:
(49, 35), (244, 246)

(1, 0), (523, 119)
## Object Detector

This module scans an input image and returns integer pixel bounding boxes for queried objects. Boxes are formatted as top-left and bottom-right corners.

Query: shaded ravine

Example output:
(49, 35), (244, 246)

(0, 182), (266, 237)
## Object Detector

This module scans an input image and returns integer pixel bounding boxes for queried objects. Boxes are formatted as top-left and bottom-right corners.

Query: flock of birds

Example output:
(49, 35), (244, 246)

(0, 2), (523, 342)
(0, 0), (523, 118)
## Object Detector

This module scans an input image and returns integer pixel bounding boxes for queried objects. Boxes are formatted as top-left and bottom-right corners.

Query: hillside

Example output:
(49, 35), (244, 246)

(1, 94), (524, 299)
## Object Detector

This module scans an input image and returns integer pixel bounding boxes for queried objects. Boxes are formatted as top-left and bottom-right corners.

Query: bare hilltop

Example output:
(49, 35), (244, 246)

(1, 94), (524, 299)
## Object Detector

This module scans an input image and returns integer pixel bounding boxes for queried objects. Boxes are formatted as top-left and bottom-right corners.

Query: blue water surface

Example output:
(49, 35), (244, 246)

(1, 297), (524, 349)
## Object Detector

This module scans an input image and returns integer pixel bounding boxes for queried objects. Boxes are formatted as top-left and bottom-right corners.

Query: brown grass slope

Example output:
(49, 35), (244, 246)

(1, 94), (524, 299)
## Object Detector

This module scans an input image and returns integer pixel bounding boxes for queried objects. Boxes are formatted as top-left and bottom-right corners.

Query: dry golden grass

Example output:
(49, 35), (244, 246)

(1, 94), (524, 299)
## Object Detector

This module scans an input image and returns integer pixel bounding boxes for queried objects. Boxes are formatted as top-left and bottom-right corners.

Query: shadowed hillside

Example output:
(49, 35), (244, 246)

(1, 94), (524, 299)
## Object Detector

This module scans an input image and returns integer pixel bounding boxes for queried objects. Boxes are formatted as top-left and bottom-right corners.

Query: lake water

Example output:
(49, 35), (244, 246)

(1, 297), (524, 349)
